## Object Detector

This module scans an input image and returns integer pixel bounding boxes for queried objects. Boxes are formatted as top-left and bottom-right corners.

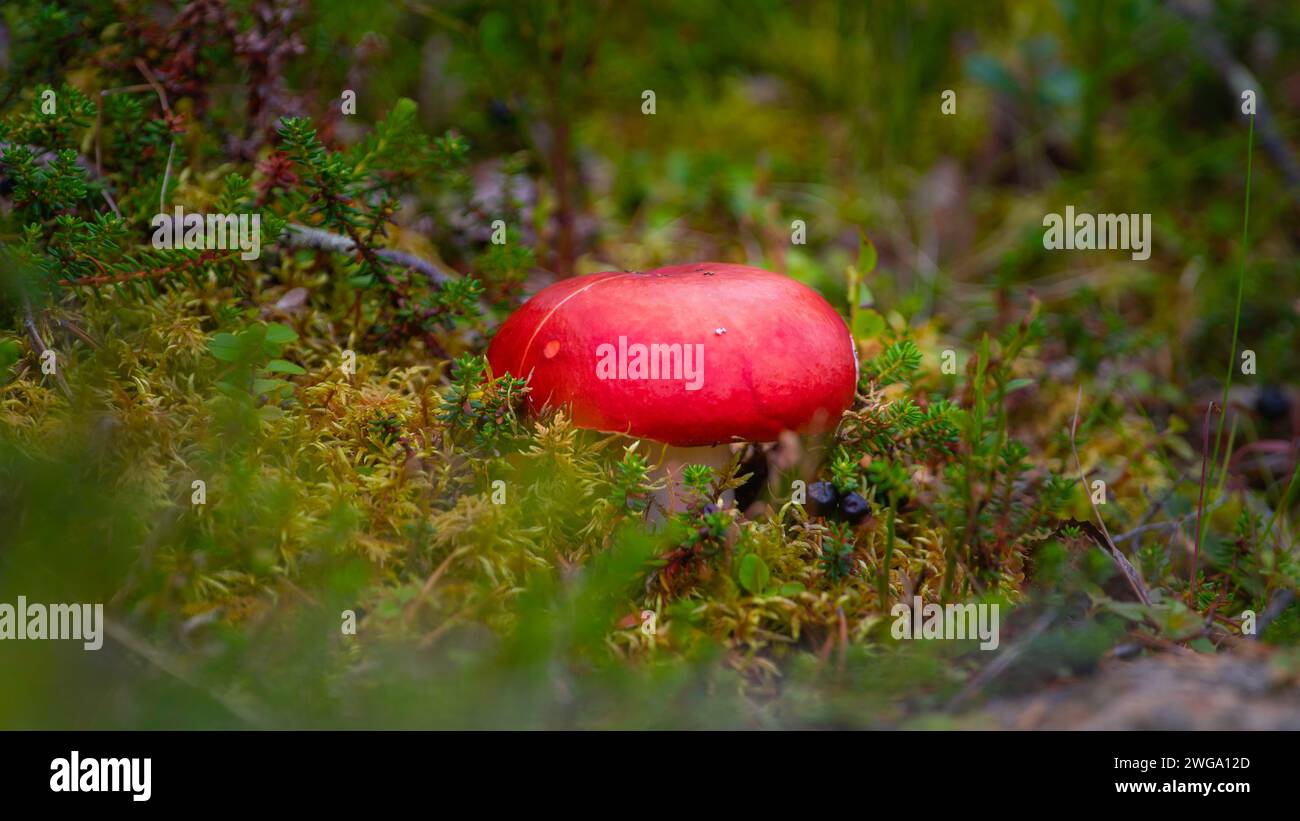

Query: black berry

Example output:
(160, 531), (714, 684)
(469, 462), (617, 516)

(839, 492), (870, 524)
(1257, 385), (1290, 422)
(806, 481), (838, 517)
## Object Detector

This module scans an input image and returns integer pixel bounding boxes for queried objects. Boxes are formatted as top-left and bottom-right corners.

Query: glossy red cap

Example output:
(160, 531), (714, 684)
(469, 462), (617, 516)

(487, 262), (857, 446)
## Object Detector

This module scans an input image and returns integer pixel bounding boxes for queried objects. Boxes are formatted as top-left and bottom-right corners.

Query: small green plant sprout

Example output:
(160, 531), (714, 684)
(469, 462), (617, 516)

(737, 551), (770, 594)
(613, 442), (655, 513)
(688, 503), (731, 545)
(274, 104), (479, 344)
(4, 84), (95, 149)
(819, 521), (857, 582)
(862, 339), (923, 389)
(366, 409), (404, 448)
(734, 535), (806, 598)
(830, 448), (861, 496)
(680, 463), (715, 501)
(866, 457), (912, 506)
(437, 353), (530, 451)
(208, 321), (303, 404)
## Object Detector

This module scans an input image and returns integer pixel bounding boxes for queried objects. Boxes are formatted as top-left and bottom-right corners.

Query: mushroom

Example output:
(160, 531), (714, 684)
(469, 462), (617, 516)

(487, 262), (858, 511)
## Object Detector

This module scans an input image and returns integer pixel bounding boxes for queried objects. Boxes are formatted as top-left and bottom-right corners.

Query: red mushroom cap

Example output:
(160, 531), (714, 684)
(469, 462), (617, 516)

(486, 262), (858, 446)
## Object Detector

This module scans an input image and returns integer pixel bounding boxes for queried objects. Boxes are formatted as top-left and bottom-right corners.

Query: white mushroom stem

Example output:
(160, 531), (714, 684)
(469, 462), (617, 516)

(650, 443), (739, 518)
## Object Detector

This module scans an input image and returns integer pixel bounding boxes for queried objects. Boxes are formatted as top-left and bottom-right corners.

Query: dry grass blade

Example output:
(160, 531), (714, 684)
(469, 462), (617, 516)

(1070, 387), (1151, 605)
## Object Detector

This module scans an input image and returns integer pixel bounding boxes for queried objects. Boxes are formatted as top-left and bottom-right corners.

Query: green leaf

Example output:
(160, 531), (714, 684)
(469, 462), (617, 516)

(965, 54), (1019, 96)
(778, 582), (806, 597)
(853, 308), (886, 340)
(1188, 637), (1216, 654)
(1097, 598), (1149, 623)
(856, 280), (875, 308)
(266, 358), (306, 375)
(1150, 600), (1202, 641)
(857, 231), (877, 278)
(252, 377), (285, 395)
(264, 323), (297, 345)
(389, 97), (418, 125)
(1040, 68), (1083, 106)
(208, 332), (242, 362)
(738, 553), (770, 595)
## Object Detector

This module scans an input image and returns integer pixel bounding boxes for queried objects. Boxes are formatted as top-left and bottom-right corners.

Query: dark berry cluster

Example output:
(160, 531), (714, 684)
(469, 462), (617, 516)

(805, 481), (870, 525)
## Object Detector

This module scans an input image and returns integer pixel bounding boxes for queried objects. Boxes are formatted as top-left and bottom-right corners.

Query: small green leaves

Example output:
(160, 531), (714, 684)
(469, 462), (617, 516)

(209, 322), (296, 363)
(864, 339), (923, 387)
(208, 332), (243, 363)
(1, 145), (89, 217)
(264, 322), (297, 347)
(207, 322), (304, 399)
(614, 442), (653, 512)
(866, 457), (911, 505)
(737, 552), (770, 594)
(206, 329), (243, 361)
(366, 409), (404, 447)
(857, 231), (878, 279)
(848, 231), (879, 339)
(266, 359), (306, 375)
(6, 83), (95, 149)
(819, 522), (857, 582)
(680, 464), (714, 498)
(852, 308), (886, 340)
(438, 354), (530, 451)
(251, 377), (286, 396)
(830, 449), (860, 495)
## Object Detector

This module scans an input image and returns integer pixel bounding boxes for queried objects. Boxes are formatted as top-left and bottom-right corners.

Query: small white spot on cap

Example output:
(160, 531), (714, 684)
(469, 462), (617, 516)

(715, 327), (726, 335)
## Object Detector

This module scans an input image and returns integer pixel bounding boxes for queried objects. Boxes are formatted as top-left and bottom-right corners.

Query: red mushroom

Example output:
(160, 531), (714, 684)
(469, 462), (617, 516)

(487, 262), (857, 446)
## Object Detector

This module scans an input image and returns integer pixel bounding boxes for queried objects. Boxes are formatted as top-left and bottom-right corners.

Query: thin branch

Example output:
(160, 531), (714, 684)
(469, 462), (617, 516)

(1113, 494), (1229, 546)
(1113, 518), (1183, 544)
(58, 250), (228, 288)
(159, 139), (176, 214)
(2, 144), (478, 298)
(101, 187), (122, 217)
(100, 83), (157, 96)
(22, 296), (72, 400)
(132, 57), (172, 117)
(58, 318), (102, 349)
(281, 223), (459, 287)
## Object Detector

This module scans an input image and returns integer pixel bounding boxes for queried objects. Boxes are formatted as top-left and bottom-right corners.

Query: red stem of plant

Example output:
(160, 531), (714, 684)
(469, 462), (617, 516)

(1192, 402), (1218, 597)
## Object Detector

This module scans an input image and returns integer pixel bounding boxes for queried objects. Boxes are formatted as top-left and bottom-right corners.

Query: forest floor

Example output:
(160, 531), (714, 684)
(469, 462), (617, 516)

(971, 644), (1300, 730)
